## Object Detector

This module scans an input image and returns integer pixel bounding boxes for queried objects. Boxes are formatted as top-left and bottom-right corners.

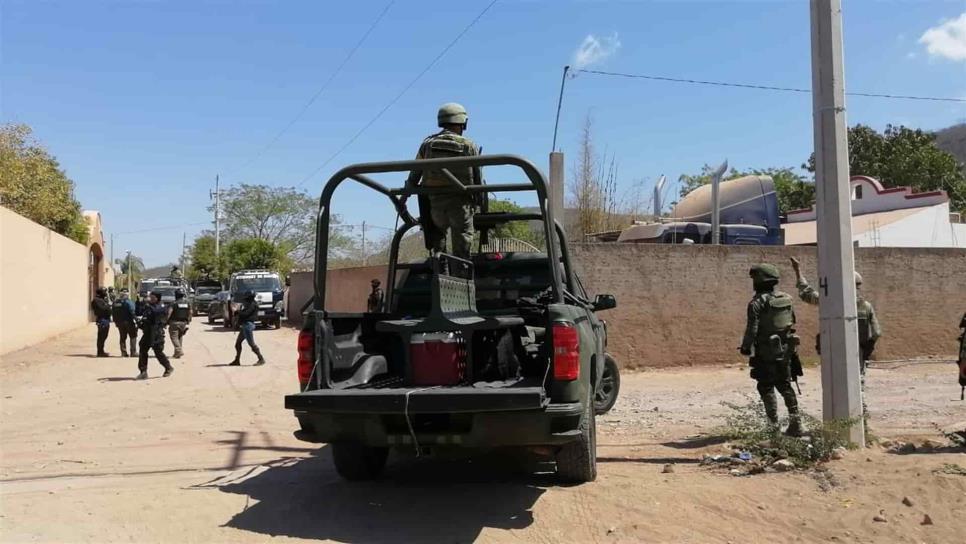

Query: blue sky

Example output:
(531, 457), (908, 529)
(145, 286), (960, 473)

(3, 0), (964, 266)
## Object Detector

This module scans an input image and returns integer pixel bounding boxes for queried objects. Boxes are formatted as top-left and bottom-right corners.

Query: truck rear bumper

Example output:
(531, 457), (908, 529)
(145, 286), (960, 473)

(286, 386), (583, 448)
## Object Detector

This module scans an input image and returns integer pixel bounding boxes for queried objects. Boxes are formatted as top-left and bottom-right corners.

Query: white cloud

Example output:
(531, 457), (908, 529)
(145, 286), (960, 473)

(918, 12), (966, 62)
(572, 33), (620, 70)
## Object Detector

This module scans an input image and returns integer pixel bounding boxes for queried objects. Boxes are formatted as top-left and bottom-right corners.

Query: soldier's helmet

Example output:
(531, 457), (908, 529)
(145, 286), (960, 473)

(149, 291), (162, 301)
(854, 271), (863, 286)
(174, 288), (186, 298)
(371, 279), (381, 287)
(749, 263), (781, 284)
(244, 290), (256, 301)
(437, 102), (468, 127)
(96, 287), (108, 297)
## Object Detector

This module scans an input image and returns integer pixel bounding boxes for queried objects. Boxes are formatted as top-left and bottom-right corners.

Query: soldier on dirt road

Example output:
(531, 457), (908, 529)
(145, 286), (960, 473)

(166, 288), (191, 359)
(136, 291), (174, 380)
(740, 263), (803, 437)
(404, 102), (482, 260)
(112, 288), (138, 357)
(228, 291), (266, 367)
(90, 287), (112, 357)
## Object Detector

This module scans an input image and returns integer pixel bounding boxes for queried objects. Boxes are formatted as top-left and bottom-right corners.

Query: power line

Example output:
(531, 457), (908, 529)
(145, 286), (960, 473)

(298, 0), (499, 188)
(576, 69), (966, 103)
(115, 221), (211, 235)
(224, 1), (396, 179)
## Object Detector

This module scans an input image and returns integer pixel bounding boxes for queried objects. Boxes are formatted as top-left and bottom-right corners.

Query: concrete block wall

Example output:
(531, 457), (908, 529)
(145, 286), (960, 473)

(570, 244), (966, 369)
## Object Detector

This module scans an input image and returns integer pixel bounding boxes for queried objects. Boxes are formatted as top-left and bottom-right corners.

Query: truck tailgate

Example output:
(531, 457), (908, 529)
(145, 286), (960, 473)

(286, 385), (547, 414)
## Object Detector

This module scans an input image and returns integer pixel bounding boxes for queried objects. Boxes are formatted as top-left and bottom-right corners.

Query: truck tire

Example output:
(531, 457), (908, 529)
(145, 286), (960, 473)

(332, 442), (389, 481)
(594, 354), (621, 415)
(556, 389), (598, 483)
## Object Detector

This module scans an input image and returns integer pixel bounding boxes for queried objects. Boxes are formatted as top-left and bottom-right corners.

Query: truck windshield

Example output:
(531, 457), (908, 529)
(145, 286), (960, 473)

(196, 287), (221, 295)
(233, 277), (281, 292)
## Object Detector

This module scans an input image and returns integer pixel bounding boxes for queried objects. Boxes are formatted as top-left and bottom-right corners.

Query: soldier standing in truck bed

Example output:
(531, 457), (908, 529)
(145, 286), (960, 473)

(404, 102), (482, 260)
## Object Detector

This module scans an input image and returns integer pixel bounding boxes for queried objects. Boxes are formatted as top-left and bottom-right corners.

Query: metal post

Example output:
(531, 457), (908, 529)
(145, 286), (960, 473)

(549, 152), (565, 227)
(710, 160), (728, 245)
(810, 0), (864, 445)
(653, 175), (666, 217)
(361, 221), (367, 266)
(126, 251), (132, 293)
(212, 175), (221, 259)
(551, 65), (570, 152)
(181, 232), (187, 272)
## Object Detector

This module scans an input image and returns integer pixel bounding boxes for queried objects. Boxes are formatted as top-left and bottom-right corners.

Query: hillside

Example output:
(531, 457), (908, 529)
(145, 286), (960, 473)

(934, 123), (966, 166)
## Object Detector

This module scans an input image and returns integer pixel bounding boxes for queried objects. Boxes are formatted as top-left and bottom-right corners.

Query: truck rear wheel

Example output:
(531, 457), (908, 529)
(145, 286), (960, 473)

(331, 442), (389, 481)
(594, 354), (621, 415)
(556, 389), (598, 483)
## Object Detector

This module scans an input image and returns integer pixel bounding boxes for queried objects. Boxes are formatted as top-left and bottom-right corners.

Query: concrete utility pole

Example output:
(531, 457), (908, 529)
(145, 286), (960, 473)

(211, 175), (221, 259)
(548, 152), (565, 230)
(810, 0), (864, 445)
(181, 232), (187, 272)
(710, 160), (728, 245)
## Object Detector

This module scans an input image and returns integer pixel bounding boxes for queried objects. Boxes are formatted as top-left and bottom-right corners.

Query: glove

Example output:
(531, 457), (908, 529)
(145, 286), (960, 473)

(739, 346), (752, 356)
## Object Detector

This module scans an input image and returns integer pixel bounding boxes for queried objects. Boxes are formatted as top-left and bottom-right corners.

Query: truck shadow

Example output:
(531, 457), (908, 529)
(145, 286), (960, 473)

(216, 446), (548, 542)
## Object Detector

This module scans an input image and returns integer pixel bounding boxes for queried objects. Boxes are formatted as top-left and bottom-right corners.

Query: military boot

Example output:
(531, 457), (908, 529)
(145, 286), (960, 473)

(136, 371), (148, 380)
(229, 359), (241, 366)
(162, 367), (174, 377)
(785, 415), (803, 437)
(253, 348), (266, 366)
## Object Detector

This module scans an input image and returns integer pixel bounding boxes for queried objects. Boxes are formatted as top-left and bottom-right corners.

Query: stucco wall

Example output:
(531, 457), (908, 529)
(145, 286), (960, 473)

(284, 244), (965, 369)
(287, 265), (389, 325)
(1, 207), (89, 355)
(570, 244), (966, 369)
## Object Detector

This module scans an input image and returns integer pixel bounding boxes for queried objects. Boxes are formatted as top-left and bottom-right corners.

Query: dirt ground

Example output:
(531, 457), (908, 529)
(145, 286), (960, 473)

(1, 323), (963, 544)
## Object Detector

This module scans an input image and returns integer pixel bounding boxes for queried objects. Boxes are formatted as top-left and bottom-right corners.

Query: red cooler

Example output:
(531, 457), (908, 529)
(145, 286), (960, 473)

(410, 332), (466, 385)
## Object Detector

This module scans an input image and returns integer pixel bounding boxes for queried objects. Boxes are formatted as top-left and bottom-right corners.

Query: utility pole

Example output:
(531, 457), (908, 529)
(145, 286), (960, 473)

(210, 175), (221, 259)
(710, 160), (728, 245)
(126, 251), (133, 293)
(181, 232), (187, 273)
(548, 152), (565, 229)
(653, 175), (666, 218)
(810, 0), (864, 445)
(361, 221), (367, 266)
(110, 233), (115, 279)
(551, 65), (571, 152)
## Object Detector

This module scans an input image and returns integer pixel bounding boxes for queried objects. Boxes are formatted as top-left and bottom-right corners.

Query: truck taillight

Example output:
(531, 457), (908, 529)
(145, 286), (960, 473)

(552, 322), (579, 381)
(297, 330), (314, 385)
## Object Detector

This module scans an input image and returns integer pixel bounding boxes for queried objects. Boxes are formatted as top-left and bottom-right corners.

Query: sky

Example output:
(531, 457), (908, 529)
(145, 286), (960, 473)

(2, 0), (964, 266)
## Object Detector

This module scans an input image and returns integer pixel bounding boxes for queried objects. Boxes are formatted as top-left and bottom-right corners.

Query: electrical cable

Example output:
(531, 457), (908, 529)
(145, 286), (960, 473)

(224, 1), (397, 179)
(576, 69), (966, 103)
(297, 0), (499, 188)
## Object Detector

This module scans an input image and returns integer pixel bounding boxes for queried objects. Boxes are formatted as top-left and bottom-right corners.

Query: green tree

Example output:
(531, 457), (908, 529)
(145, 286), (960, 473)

(805, 124), (966, 213)
(186, 234), (224, 281)
(488, 198), (543, 246)
(678, 165), (815, 214)
(0, 124), (88, 243)
(222, 238), (291, 276)
(216, 183), (353, 266)
(114, 253), (145, 289)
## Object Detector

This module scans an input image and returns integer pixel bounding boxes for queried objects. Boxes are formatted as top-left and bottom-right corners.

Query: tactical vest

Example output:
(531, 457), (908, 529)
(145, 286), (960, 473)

(111, 299), (134, 322)
(856, 297), (873, 345)
(759, 292), (795, 337)
(169, 299), (191, 322)
(420, 131), (476, 187)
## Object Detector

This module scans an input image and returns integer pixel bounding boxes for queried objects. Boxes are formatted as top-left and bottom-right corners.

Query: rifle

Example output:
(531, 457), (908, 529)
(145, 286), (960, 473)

(958, 313), (965, 401)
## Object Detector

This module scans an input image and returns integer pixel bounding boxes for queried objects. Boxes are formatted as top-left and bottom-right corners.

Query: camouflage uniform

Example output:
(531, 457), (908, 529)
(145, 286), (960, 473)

(741, 264), (801, 434)
(796, 277), (881, 372)
(405, 103), (481, 260)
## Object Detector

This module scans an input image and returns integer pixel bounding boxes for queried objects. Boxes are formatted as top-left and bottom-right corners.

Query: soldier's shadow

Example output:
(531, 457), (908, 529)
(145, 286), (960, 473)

(212, 446), (548, 542)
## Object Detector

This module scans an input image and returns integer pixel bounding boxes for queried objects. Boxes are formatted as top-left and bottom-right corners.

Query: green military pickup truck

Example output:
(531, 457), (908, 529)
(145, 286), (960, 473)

(285, 155), (618, 483)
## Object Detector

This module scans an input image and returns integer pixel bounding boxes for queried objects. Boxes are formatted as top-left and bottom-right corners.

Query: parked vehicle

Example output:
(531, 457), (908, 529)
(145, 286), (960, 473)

(285, 155), (618, 483)
(191, 281), (222, 315)
(224, 270), (284, 330)
(207, 291), (230, 324)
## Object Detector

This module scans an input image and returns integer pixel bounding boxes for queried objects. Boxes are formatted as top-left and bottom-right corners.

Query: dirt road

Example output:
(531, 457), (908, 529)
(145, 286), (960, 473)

(1, 323), (963, 543)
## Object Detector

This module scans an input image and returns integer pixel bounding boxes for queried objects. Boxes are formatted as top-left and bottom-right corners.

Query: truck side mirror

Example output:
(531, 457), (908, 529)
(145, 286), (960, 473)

(592, 294), (616, 312)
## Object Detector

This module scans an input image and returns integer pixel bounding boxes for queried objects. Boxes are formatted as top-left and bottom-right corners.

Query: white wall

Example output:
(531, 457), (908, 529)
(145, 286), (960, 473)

(854, 202), (966, 248)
